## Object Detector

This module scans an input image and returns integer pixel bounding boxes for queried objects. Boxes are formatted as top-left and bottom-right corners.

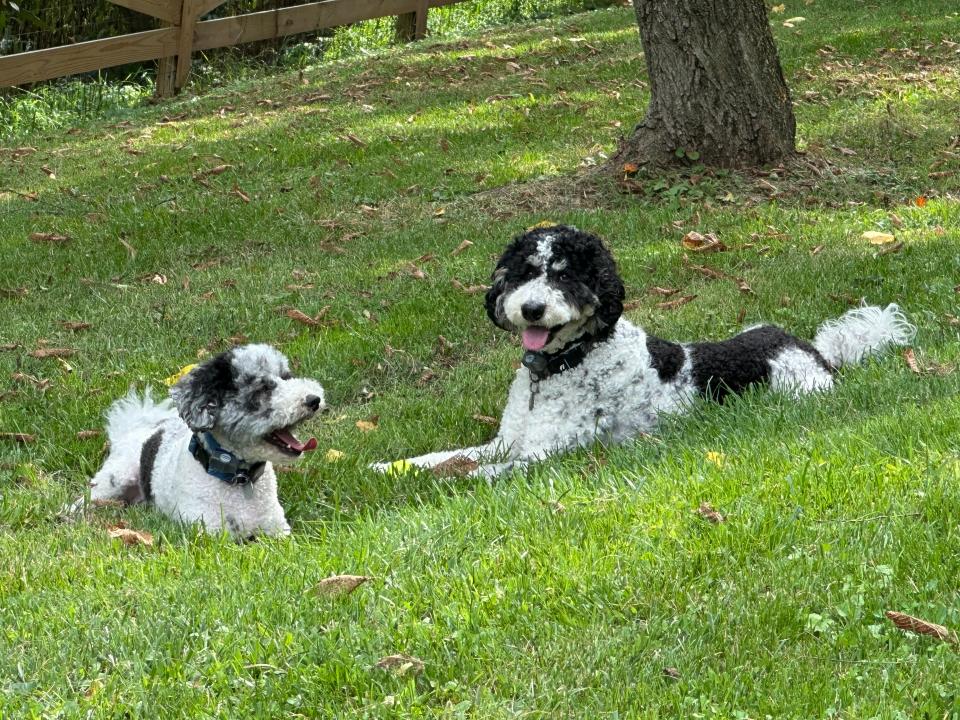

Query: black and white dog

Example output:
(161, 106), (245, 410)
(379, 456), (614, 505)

(79, 345), (325, 538)
(376, 224), (915, 477)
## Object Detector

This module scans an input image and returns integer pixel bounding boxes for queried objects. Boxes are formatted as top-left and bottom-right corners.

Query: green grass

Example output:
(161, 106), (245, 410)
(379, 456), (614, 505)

(2, 1), (960, 716)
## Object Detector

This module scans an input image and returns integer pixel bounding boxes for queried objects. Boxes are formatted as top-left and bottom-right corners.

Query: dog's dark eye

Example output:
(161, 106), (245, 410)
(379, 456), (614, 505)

(522, 266), (539, 280)
(556, 271), (570, 282)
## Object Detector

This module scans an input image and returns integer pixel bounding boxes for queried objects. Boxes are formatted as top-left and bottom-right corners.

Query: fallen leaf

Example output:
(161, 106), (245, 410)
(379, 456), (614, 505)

(417, 368), (436, 386)
(60, 321), (91, 331)
(407, 263), (426, 280)
(472, 414), (498, 425)
(915, 196), (927, 207)
(686, 263), (726, 280)
(735, 278), (753, 294)
(648, 286), (679, 296)
(374, 654), (424, 676)
(29, 232), (71, 244)
(623, 162), (639, 175)
(903, 347), (955, 376)
(945, 314), (960, 327)
(0, 432), (36, 443)
(0, 287), (29, 298)
(345, 133), (366, 148)
(310, 574), (372, 597)
(451, 279), (488, 294)
(877, 241), (904, 255)
(0, 343), (20, 350)
(76, 430), (102, 439)
(885, 611), (957, 644)
(325, 449), (345, 462)
(11, 372), (50, 390)
(889, 213), (905, 229)
(231, 185), (251, 203)
(663, 667), (682, 680)
(810, 245), (825, 256)
(656, 295), (696, 310)
(199, 164), (232, 176)
(431, 455), (480, 478)
(451, 240), (474, 256)
(284, 306), (329, 327)
(356, 420), (378, 433)
(862, 231), (895, 244)
(108, 526), (154, 546)
(696, 502), (725, 524)
(29, 347), (75, 359)
(705, 451), (725, 467)
(681, 231), (726, 253)
(40, 165), (56, 179)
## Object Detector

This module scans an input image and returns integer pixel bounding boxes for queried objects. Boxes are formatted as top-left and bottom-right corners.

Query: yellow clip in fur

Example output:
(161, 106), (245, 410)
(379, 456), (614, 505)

(163, 363), (197, 387)
(527, 220), (558, 230)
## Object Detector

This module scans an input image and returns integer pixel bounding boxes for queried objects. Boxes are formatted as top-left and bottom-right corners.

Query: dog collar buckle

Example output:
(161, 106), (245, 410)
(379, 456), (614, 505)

(189, 433), (264, 485)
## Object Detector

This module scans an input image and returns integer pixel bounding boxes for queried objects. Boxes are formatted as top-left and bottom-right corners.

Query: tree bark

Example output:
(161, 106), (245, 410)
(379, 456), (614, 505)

(616, 0), (796, 169)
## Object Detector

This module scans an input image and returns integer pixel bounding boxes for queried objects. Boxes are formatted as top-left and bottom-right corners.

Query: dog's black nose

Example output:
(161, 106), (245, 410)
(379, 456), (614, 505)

(304, 395), (322, 412)
(521, 302), (546, 322)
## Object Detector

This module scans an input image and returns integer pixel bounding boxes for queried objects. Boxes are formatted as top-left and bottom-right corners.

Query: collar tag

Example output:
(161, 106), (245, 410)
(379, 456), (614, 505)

(189, 433), (264, 485)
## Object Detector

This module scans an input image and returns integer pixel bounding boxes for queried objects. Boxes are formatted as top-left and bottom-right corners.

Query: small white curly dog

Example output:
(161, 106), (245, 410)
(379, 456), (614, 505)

(80, 344), (325, 538)
(376, 224), (916, 478)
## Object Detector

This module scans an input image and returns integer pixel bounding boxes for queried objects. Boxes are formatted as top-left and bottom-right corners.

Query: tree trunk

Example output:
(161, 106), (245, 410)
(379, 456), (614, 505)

(616, 0), (796, 169)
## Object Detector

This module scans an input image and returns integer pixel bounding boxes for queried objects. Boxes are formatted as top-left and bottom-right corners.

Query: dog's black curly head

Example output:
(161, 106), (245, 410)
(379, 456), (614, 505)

(485, 224), (625, 353)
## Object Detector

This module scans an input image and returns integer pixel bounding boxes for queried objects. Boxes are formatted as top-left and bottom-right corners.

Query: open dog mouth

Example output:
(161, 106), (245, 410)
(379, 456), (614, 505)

(521, 325), (564, 351)
(264, 426), (318, 456)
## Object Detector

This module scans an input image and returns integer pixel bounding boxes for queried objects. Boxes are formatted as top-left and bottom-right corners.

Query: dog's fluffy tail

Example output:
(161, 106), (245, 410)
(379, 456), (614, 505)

(105, 387), (176, 444)
(813, 303), (915, 369)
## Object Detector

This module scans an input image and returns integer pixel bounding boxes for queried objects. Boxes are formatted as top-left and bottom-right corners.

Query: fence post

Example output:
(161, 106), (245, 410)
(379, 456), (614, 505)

(395, 0), (429, 43)
(155, 0), (182, 97)
(174, 0), (200, 91)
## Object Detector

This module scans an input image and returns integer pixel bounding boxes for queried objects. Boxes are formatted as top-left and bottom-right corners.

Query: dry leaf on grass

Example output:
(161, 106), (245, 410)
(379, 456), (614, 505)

(29, 347), (75, 359)
(431, 455), (480, 478)
(877, 241), (904, 256)
(60, 321), (91, 331)
(648, 286), (679, 296)
(662, 667), (681, 680)
(231, 185), (251, 203)
(374, 654), (425, 676)
(196, 164), (233, 177)
(656, 295), (696, 311)
(885, 611), (957, 644)
(472, 414), (498, 425)
(810, 244), (825, 256)
(1, 288), (29, 298)
(0, 432), (36, 443)
(903, 348), (955, 376)
(76, 430), (102, 440)
(108, 526), (154, 546)
(12, 372), (50, 390)
(686, 263), (726, 280)
(29, 232), (71, 244)
(451, 240), (473, 256)
(406, 263), (426, 280)
(450, 279), (488, 294)
(310, 574), (372, 597)
(356, 419), (378, 433)
(284, 306), (330, 327)
(681, 231), (727, 253)
(696, 502), (725, 524)
(862, 231), (895, 245)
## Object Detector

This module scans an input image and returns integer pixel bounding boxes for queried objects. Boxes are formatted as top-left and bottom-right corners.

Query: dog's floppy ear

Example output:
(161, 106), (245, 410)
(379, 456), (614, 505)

(484, 266), (509, 328)
(586, 233), (625, 335)
(169, 350), (236, 431)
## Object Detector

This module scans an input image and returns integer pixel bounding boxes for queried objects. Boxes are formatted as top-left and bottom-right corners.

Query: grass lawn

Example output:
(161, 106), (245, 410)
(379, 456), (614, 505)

(2, 1), (960, 716)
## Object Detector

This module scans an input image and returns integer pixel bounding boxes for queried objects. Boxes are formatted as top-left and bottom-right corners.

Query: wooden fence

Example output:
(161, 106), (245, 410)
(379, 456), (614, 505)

(0, 0), (465, 97)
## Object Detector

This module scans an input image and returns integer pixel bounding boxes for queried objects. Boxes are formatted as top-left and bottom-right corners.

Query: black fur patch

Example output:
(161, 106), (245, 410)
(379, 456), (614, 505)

(171, 349), (237, 430)
(690, 325), (829, 402)
(646, 336), (685, 382)
(138, 428), (164, 502)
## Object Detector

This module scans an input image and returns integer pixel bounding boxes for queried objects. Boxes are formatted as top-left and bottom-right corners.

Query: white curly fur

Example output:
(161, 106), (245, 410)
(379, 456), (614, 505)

(77, 345), (325, 538)
(374, 227), (916, 479)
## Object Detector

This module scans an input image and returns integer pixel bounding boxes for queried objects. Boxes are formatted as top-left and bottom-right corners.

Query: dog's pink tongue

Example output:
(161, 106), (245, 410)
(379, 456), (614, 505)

(522, 326), (550, 351)
(274, 428), (318, 452)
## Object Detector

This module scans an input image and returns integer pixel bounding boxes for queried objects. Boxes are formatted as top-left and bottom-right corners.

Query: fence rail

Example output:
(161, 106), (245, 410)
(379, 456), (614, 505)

(0, 0), (464, 97)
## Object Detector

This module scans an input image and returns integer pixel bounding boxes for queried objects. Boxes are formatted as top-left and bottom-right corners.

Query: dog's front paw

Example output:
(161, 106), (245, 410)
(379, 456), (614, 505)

(370, 459), (414, 475)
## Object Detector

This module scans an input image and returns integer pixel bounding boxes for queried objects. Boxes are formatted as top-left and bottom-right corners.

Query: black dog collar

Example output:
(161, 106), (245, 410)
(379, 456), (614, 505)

(188, 432), (265, 486)
(521, 339), (593, 383)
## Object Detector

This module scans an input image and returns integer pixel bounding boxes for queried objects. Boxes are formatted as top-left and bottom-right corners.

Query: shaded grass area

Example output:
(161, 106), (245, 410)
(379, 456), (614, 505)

(2, 1), (960, 716)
